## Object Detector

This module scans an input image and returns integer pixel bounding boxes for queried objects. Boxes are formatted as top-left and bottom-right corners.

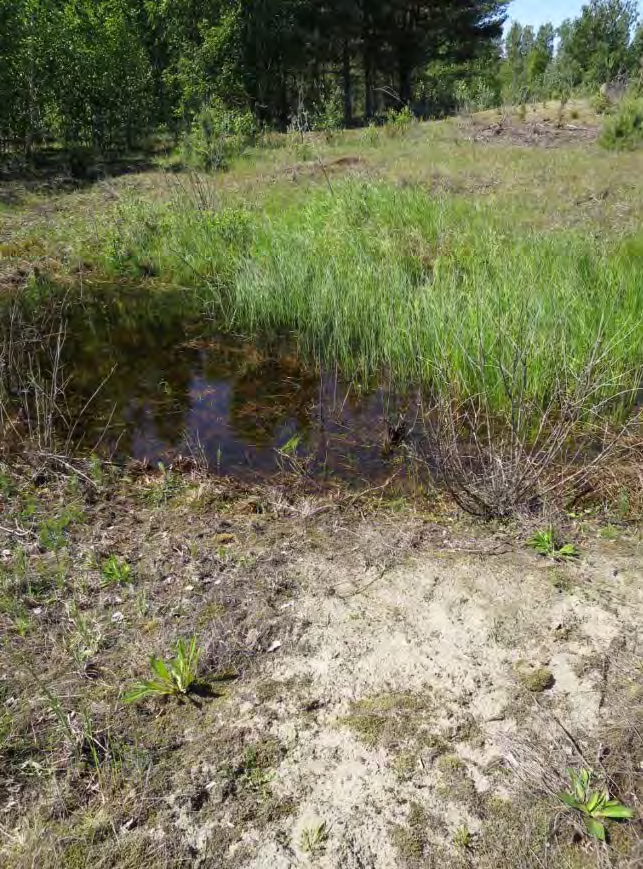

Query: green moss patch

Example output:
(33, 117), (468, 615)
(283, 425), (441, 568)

(342, 691), (439, 750)
(514, 661), (555, 693)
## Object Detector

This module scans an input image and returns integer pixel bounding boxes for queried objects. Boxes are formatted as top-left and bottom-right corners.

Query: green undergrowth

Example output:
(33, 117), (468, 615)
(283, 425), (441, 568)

(600, 98), (643, 151)
(101, 180), (643, 415)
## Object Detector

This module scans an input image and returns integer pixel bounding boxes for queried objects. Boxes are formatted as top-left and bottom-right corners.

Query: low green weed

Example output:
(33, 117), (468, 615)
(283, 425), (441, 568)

(43, 684), (77, 746)
(279, 433), (302, 456)
(238, 746), (276, 795)
(41, 688), (120, 775)
(88, 454), (105, 487)
(590, 90), (612, 115)
(527, 529), (579, 561)
(300, 821), (329, 856)
(558, 768), (635, 840)
(100, 555), (132, 586)
(0, 471), (14, 497)
(359, 121), (380, 146)
(143, 464), (190, 506)
(616, 488), (632, 520)
(454, 825), (472, 849)
(1, 596), (31, 636)
(65, 600), (102, 664)
(13, 546), (28, 579)
(0, 706), (12, 751)
(38, 506), (83, 551)
(124, 637), (201, 703)
(598, 524), (620, 541)
(384, 105), (415, 137)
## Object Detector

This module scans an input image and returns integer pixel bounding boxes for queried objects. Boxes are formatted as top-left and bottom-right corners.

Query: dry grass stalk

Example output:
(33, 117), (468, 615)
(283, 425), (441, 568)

(418, 332), (641, 518)
(0, 299), (113, 477)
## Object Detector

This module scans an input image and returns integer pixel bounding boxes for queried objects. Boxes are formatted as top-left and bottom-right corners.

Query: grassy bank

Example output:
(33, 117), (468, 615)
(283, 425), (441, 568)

(103, 179), (643, 414)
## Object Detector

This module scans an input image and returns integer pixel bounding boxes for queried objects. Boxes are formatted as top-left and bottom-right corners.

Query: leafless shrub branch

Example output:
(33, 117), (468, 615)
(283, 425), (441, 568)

(416, 329), (641, 518)
(0, 299), (114, 476)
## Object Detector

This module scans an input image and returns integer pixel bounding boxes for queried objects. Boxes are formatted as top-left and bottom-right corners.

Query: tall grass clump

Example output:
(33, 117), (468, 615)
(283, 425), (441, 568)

(105, 175), (253, 285)
(103, 179), (643, 420)
(599, 97), (643, 150)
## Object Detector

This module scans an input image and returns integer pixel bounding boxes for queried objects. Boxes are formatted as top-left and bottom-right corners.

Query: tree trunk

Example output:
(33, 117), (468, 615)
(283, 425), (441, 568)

(399, 57), (412, 105)
(364, 52), (374, 120)
(342, 41), (353, 126)
(277, 76), (290, 129)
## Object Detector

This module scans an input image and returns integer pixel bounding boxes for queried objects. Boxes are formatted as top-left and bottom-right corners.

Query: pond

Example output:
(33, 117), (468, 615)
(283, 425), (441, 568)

(16, 285), (424, 486)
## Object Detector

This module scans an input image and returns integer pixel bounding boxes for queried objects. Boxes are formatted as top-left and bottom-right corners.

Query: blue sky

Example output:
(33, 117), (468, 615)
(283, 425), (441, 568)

(507, 0), (641, 30)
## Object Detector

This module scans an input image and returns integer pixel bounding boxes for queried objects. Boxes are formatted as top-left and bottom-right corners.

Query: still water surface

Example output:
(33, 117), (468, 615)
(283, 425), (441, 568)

(58, 287), (418, 484)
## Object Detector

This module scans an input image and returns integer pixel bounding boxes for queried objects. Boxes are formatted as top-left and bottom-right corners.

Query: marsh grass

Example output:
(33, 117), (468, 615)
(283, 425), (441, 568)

(103, 179), (643, 419)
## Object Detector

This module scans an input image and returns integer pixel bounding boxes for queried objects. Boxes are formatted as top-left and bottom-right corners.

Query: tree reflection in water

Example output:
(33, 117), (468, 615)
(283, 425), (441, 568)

(29, 284), (416, 484)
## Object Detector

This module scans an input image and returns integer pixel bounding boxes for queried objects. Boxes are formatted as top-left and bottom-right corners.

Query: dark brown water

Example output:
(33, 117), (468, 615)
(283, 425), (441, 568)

(46, 286), (421, 484)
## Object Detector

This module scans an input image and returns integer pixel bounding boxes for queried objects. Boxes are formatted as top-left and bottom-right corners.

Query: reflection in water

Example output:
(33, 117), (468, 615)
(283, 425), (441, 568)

(45, 286), (420, 484)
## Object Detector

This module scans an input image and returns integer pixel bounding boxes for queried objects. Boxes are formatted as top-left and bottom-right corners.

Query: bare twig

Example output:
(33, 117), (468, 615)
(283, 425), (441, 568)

(418, 325), (641, 518)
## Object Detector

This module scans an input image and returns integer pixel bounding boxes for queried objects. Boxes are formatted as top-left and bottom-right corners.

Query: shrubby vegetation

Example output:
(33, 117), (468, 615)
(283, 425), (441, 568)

(182, 101), (257, 171)
(600, 96), (643, 148)
(0, 0), (152, 154)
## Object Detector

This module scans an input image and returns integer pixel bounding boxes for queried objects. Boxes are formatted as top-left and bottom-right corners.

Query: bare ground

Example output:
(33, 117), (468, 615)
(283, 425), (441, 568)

(467, 117), (599, 148)
(1, 466), (641, 868)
